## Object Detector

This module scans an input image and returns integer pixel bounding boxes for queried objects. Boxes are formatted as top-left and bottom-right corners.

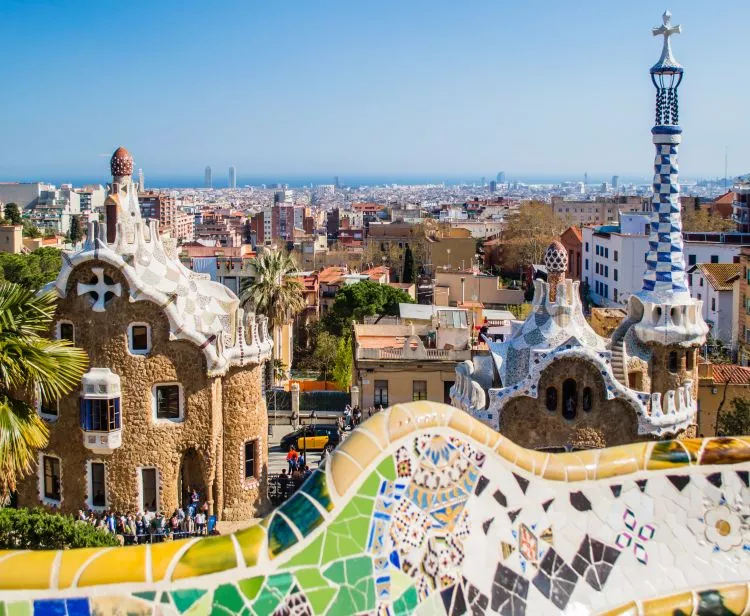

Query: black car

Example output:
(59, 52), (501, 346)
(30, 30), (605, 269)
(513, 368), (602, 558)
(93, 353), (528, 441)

(280, 423), (342, 453)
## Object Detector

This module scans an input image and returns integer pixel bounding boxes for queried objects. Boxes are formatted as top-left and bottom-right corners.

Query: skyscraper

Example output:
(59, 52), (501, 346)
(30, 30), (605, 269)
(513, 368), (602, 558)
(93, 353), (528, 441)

(611, 175), (619, 189)
(229, 166), (237, 189)
(205, 166), (212, 188)
(496, 172), (505, 183)
(334, 176), (340, 189)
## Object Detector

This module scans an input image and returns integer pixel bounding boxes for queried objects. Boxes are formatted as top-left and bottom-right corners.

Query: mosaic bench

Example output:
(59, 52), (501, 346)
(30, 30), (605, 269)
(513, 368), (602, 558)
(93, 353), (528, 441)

(0, 401), (748, 615)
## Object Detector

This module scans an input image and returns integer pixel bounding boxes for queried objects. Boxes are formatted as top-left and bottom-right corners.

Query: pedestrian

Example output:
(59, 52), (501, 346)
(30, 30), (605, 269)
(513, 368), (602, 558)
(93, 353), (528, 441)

(286, 446), (299, 472)
(196, 511), (206, 535)
(303, 465), (312, 479)
(297, 451), (305, 470)
(189, 487), (199, 517)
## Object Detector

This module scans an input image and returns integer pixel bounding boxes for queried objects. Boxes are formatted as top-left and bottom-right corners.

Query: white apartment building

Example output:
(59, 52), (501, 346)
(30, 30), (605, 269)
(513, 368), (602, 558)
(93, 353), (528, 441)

(582, 213), (741, 308)
(26, 186), (81, 234)
(0, 182), (53, 209)
(686, 263), (742, 347)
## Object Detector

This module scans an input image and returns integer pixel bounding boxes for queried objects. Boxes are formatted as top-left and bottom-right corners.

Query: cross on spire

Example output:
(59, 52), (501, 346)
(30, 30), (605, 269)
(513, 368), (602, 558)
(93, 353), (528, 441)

(652, 10), (682, 71)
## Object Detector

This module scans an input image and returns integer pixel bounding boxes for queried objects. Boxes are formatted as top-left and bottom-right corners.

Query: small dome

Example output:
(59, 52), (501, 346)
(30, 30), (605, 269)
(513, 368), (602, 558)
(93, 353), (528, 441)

(544, 241), (568, 273)
(110, 146), (134, 177)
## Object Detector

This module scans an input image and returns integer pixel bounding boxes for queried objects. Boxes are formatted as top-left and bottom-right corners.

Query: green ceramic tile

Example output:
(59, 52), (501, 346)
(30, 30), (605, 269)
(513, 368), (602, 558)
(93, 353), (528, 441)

(299, 470), (334, 511)
(358, 471), (381, 497)
(279, 493), (324, 538)
(267, 514), (299, 558)
(305, 588), (337, 613)
(171, 589), (206, 613)
(287, 533), (323, 568)
(345, 555), (373, 582)
(213, 584), (245, 613)
(133, 592), (156, 602)
(160, 592), (172, 605)
(294, 567), (332, 591)
(266, 572), (294, 597)
(326, 586), (359, 615)
(6, 603), (31, 616)
(322, 559), (345, 585)
(238, 576), (264, 601)
(377, 456), (397, 481)
(321, 495), (376, 561)
(393, 586), (418, 615)
(183, 593), (212, 616)
(251, 587), (284, 616)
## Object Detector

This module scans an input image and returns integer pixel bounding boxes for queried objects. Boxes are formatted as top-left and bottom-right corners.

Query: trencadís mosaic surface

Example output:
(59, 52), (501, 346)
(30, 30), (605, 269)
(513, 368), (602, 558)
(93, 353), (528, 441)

(1, 402), (749, 615)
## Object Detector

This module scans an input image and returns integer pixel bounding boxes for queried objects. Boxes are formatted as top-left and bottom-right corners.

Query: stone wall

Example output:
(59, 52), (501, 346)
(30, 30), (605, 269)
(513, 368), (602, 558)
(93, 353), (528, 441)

(649, 345), (699, 400)
(220, 364), (269, 520)
(499, 356), (641, 449)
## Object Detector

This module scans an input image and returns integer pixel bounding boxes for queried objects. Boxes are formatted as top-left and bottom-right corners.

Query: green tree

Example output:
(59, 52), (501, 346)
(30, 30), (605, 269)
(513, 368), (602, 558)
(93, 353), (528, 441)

(22, 222), (41, 238)
(0, 248), (62, 291)
(716, 397), (750, 437)
(402, 246), (414, 283)
(3, 203), (22, 226)
(332, 334), (353, 391)
(312, 331), (339, 385)
(325, 280), (414, 334)
(0, 283), (88, 499)
(500, 202), (569, 272)
(69, 215), (82, 245)
(681, 207), (735, 233)
(0, 508), (118, 549)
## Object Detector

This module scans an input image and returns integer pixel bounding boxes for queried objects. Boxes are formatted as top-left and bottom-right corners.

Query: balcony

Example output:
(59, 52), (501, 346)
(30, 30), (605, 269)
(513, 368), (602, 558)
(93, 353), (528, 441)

(356, 346), (471, 361)
(80, 368), (122, 455)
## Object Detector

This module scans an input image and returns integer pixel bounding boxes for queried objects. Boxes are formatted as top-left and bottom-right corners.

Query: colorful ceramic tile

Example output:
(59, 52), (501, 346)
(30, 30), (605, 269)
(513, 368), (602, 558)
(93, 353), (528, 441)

(171, 535), (238, 581)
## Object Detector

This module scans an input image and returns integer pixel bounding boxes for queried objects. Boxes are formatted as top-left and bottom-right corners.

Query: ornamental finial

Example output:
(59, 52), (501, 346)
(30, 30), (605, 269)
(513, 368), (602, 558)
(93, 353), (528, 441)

(651, 9), (682, 73)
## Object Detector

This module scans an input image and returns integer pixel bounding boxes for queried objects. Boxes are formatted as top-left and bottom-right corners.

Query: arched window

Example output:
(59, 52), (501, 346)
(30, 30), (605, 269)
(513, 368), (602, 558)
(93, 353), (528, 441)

(668, 351), (678, 372)
(545, 387), (557, 411)
(562, 379), (577, 420)
(582, 387), (593, 412)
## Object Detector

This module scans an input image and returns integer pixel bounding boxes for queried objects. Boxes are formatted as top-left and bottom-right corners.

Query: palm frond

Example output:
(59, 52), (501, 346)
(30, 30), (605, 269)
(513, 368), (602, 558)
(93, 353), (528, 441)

(0, 394), (49, 497)
(0, 283), (57, 337)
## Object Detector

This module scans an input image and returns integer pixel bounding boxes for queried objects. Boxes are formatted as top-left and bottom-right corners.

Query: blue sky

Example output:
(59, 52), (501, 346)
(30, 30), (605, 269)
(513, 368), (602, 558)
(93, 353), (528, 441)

(1, 0), (748, 182)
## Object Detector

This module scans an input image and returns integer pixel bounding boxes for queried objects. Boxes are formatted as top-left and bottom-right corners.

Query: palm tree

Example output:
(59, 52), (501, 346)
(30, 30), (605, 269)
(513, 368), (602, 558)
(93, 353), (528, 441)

(240, 251), (305, 381)
(0, 283), (88, 499)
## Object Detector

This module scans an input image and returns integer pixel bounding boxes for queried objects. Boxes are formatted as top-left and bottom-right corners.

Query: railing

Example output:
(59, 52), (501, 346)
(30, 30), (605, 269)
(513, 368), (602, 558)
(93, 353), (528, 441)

(268, 474), (306, 506)
(356, 347), (471, 361)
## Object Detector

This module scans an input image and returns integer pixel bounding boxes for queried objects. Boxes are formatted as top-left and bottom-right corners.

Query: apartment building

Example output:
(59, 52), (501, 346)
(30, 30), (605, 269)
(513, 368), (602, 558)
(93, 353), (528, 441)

(551, 195), (643, 225)
(26, 186), (81, 234)
(582, 213), (744, 308)
(686, 264), (742, 347)
(739, 247), (750, 366)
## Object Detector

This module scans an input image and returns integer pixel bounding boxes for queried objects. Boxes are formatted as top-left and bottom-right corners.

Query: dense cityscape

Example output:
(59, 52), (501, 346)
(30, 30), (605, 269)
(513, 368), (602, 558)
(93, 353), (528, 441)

(0, 4), (749, 616)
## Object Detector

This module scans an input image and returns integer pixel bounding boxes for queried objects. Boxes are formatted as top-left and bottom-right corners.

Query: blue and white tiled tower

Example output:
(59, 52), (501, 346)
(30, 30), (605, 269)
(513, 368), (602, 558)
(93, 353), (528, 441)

(630, 12), (708, 349)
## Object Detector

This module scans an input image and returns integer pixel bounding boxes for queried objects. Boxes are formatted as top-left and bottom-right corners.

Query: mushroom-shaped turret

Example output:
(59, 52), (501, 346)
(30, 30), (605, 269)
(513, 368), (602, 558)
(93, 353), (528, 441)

(110, 146), (134, 177)
(544, 241), (568, 302)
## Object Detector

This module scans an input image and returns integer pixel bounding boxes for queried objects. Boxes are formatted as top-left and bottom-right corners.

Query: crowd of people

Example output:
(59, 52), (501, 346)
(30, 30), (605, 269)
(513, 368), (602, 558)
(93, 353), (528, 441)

(340, 404), (384, 430)
(75, 487), (217, 544)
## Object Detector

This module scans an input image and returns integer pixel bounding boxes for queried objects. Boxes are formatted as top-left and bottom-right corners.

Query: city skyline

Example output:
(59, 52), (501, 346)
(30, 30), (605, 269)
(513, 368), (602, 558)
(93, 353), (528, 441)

(2, 1), (749, 180)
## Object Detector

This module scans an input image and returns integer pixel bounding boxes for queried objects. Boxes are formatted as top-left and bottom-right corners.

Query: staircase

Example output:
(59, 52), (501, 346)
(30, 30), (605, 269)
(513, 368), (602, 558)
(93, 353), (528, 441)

(610, 322), (630, 384)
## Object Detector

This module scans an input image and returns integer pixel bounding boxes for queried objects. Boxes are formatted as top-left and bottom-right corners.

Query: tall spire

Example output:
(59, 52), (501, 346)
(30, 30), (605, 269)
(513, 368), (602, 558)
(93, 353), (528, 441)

(640, 10), (690, 302)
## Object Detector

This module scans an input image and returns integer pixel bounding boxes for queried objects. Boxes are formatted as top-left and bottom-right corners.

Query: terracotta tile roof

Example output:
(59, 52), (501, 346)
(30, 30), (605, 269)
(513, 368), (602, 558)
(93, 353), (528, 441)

(711, 364), (750, 384)
(363, 265), (389, 280)
(693, 263), (743, 291)
(562, 226), (583, 242)
(318, 266), (347, 284)
(712, 191), (735, 205)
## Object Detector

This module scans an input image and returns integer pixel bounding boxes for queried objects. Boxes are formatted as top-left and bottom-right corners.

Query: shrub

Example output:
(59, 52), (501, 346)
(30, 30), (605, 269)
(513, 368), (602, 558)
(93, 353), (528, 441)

(0, 508), (119, 550)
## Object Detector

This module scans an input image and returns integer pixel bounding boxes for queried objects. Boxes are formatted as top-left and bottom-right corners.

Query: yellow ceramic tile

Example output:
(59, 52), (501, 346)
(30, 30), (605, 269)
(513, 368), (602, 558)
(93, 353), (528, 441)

(77, 545), (147, 587)
(598, 601), (639, 616)
(330, 450), (363, 497)
(359, 412), (389, 448)
(700, 437), (750, 465)
(513, 447), (548, 476)
(494, 436), (520, 466)
(596, 444), (643, 479)
(234, 523), (266, 567)
(540, 453), (567, 481)
(0, 550), (56, 590)
(58, 547), (108, 589)
(337, 429), (383, 471)
(467, 420), (497, 448)
(555, 452), (591, 482)
(151, 537), (194, 581)
(171, 534), (238, 580)
(447, 409), (475, 439)
(386, 404), (417, 443)
(679, 438), (702, 463)
(407, 400), (452, 431)
(717, 583), (749, 614)
(640, 591), (693, 616)
(646, 440), (692, 471)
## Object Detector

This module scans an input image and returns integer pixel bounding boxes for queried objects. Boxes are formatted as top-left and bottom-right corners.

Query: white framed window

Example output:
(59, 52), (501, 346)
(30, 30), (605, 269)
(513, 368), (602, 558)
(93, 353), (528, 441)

(152, 383), (184, 422)
(244, 439), (258, 482)
(138, 466), (159, 513)
(57, 320), (75, 344)
(128, 322), (151, 354)
(38, 453), (62, 505)
(37, 398), (59, 421)
(88, 460), (107, 510)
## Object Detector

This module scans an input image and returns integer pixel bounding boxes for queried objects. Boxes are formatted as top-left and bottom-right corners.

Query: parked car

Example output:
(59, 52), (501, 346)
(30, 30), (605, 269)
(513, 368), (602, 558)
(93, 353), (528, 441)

(280, 423), (342, 453)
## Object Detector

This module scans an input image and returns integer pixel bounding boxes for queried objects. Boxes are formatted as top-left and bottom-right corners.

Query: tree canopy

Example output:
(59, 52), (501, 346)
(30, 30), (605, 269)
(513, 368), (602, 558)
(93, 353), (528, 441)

(325, 280), (414, 334)
(0, 247), (62, 291)
(0, 508), (118, 550)
(3, 203), (22, 225)
(312, 331), (339, 384)
(716, 397), (750, 437)
(681, 207), (736, 233)
(499, 202), (569, 272)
